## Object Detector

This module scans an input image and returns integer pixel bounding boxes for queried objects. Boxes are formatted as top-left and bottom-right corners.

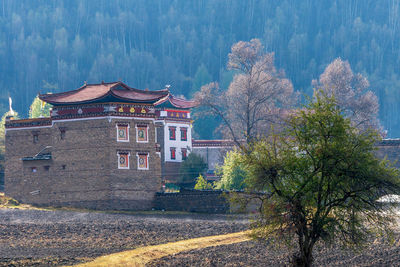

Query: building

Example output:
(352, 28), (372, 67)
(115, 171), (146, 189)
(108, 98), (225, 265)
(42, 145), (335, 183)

(5, 81), (195, 210)
(5, 81), (400, 211)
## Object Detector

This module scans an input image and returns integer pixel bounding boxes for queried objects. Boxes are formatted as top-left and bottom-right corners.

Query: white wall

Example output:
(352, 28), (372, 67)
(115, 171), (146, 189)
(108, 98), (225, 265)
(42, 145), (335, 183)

(163, 121), (192, 162)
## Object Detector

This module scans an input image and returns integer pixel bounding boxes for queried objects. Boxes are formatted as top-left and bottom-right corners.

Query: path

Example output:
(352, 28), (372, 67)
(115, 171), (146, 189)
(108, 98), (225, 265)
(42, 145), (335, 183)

(70, 230), (251, 267)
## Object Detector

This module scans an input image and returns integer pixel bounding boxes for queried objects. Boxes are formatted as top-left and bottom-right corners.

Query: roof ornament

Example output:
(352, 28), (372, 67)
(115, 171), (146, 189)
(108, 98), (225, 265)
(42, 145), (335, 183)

(84, 81), (87, 85)
(8, 96), (14, 116)
(165, 84), (171, 90)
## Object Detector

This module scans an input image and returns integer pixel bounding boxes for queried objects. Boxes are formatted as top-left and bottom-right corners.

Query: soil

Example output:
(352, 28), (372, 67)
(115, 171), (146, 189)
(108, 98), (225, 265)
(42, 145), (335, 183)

(0, 209), (248, 266)
(149, 235), (400, 266)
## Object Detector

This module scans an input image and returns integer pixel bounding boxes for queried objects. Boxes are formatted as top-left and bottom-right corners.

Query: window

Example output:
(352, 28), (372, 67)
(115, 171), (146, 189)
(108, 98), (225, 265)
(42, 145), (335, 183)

(116, 124), (129, 142)
(31, 167), (37, 173)
(180, 127), (188, 141)
(136, 124), (148, 142)
(181, 148), (187, 160)
(117, 152), (130, 169)
(60, 128), (66, 140)
(169, 126), (176, 140)
(137, 153), (149, 170)
(44, 166), (50, 171)
(170, 147), (176, 160)
(33, 134), (38, 143)
(62, 165), (66, 170)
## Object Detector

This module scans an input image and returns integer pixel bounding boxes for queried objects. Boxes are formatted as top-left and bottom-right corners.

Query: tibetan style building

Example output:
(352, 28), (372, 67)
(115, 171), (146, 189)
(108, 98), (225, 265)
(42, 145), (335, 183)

(5, 81), (196, 210)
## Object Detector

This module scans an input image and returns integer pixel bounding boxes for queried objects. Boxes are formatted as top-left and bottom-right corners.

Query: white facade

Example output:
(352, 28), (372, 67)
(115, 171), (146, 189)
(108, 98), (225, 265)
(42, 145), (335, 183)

(163, 121), (192, 162)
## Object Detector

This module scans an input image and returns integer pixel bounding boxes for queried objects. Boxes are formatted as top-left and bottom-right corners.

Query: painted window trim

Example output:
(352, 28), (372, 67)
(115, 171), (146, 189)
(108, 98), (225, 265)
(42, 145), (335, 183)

(116, 124), (130, 142)
(180, 127), (188, 141)
(137, 153), (149, 170)
(169, 126), (176, 140)
(170, 147), (176, 160)
(181, 148), (187, 160)
(136, 124), (149, 143)
(117, 152), (130, 169)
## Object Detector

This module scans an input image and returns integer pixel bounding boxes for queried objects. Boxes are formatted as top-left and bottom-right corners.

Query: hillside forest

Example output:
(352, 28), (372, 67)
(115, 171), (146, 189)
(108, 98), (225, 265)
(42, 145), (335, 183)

(1, 0), (400, 138)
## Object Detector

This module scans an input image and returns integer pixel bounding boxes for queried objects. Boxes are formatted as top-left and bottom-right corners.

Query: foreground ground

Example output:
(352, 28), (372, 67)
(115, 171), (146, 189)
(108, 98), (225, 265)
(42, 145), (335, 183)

(1, 208), (400, 266)
(148, 236), (400, 266)
(0, 208), (248, 266)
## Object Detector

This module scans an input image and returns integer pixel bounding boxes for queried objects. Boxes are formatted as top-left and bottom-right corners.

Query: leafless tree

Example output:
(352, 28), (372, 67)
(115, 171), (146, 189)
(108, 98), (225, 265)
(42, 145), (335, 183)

(195, 39), (297, 144)
(312, 58), (381, 132)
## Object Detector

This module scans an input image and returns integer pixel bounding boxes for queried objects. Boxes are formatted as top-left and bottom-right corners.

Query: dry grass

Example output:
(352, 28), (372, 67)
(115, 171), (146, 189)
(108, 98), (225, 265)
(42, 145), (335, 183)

(70, 231), (251, 267)
(0, 192), (37, 210)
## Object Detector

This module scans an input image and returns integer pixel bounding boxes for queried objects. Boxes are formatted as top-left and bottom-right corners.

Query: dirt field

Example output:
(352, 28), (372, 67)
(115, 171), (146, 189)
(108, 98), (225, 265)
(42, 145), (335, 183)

(149, 235), (400, 266)
(1, 208), (400, 266)
(0, 209), (248, 266)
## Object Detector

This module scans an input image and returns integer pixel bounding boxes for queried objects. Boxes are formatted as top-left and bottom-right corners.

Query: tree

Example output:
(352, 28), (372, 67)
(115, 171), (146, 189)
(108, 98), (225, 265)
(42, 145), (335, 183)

(178, 153), (207, 188)
(29, 95), (52, 118)
(240, 93), (400, 266)
(312, 58), (380, 131)
(215, 150), (247, 191)
(195, 39), (297, 144)
(194, 174), (214, 190)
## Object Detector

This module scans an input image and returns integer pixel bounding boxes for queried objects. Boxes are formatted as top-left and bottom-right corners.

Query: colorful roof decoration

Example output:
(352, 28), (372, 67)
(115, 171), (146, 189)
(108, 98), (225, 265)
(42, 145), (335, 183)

(153, 93), (197, 109)
(39, 81), (172, 105)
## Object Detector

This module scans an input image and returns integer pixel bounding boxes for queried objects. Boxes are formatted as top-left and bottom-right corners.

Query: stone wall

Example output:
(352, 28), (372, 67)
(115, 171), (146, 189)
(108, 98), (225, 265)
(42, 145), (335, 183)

(153, 189), (229, 213)
(5, 116), (161, 210)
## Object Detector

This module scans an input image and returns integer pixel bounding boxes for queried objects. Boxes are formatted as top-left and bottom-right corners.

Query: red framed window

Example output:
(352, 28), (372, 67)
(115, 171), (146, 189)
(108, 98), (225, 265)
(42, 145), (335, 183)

(169, 126), (176, 140)
(181, 148), (187, 160)
(116, 124), (129, 142)
(180, 127), (187, 141)
(137, 153), (149, 170)
(170, 147), (176, 160)
(117, 152), (130, 169)
(136, 124), (148, 142)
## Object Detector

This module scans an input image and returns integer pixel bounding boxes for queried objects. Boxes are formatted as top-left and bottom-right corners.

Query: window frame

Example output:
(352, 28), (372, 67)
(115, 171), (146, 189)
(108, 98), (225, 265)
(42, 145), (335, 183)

(136, 124), (149, 143)
(169, 126), (176, 140)
(181, 148), (187, 160)
(180, 127), (188, 141)
(170, 147), (176, 160)
(137, 153), (149, 170)
(116, 123), (130, 142)
(117, 152), (130, 169)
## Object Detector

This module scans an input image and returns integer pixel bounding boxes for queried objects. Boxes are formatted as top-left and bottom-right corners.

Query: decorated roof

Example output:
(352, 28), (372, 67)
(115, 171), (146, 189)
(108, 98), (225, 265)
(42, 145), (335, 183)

(39, 81), (170, 105)
(153, 93), (197, 109)
(192, 139), (236, 147)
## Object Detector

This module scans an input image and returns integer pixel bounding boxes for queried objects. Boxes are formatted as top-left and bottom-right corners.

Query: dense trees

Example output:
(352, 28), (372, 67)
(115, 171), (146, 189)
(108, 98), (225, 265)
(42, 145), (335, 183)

(241, 93), (400, 266)
(1, 1), (400, 136)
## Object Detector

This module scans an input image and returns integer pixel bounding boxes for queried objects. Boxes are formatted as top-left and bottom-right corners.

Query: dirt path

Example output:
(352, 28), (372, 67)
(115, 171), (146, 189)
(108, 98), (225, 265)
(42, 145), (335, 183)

(71, 231), (251, 267)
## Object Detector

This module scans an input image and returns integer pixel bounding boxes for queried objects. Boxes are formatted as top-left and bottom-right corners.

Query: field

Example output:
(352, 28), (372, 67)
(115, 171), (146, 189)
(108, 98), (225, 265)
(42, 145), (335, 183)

(0, 209), (247, 266)
(0, 208), (400, 266)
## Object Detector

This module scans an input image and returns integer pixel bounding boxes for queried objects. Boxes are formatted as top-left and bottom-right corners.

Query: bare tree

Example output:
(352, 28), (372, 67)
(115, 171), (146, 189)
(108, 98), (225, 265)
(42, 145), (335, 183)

(195, 39), (297, 144)
(312, 58), (381, 132)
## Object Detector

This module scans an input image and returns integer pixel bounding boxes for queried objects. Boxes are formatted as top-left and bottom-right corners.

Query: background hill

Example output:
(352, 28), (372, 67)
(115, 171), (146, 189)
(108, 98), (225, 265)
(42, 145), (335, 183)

(1, 0), (400, 137)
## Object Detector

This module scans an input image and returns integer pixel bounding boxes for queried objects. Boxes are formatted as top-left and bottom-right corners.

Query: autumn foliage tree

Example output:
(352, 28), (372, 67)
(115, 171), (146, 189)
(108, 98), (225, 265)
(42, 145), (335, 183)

(195, 39), (297, 143)
(240, 93), (400, 266)
(313, 58), (381, 132)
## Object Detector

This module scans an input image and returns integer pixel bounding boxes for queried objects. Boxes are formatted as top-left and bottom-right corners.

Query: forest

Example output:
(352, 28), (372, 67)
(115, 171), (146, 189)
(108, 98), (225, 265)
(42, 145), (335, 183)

(1, 0), (400, 137)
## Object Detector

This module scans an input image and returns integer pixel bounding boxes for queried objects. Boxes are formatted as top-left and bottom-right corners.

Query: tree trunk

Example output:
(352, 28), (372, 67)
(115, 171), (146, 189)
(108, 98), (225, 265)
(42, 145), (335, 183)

(291, 238), (314, 267)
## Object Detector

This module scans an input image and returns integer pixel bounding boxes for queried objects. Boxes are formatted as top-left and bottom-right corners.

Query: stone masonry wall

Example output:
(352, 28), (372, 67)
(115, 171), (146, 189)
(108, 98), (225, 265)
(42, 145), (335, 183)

(5, 116), (161, 210)
(109, 118), (161, 210)
(153, 189), (229, 213)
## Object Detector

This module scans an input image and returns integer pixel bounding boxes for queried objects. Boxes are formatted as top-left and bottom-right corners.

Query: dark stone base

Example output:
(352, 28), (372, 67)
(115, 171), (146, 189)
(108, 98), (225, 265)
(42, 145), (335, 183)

(153, 189), (229, 213)
(30, 199), (153, 211)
